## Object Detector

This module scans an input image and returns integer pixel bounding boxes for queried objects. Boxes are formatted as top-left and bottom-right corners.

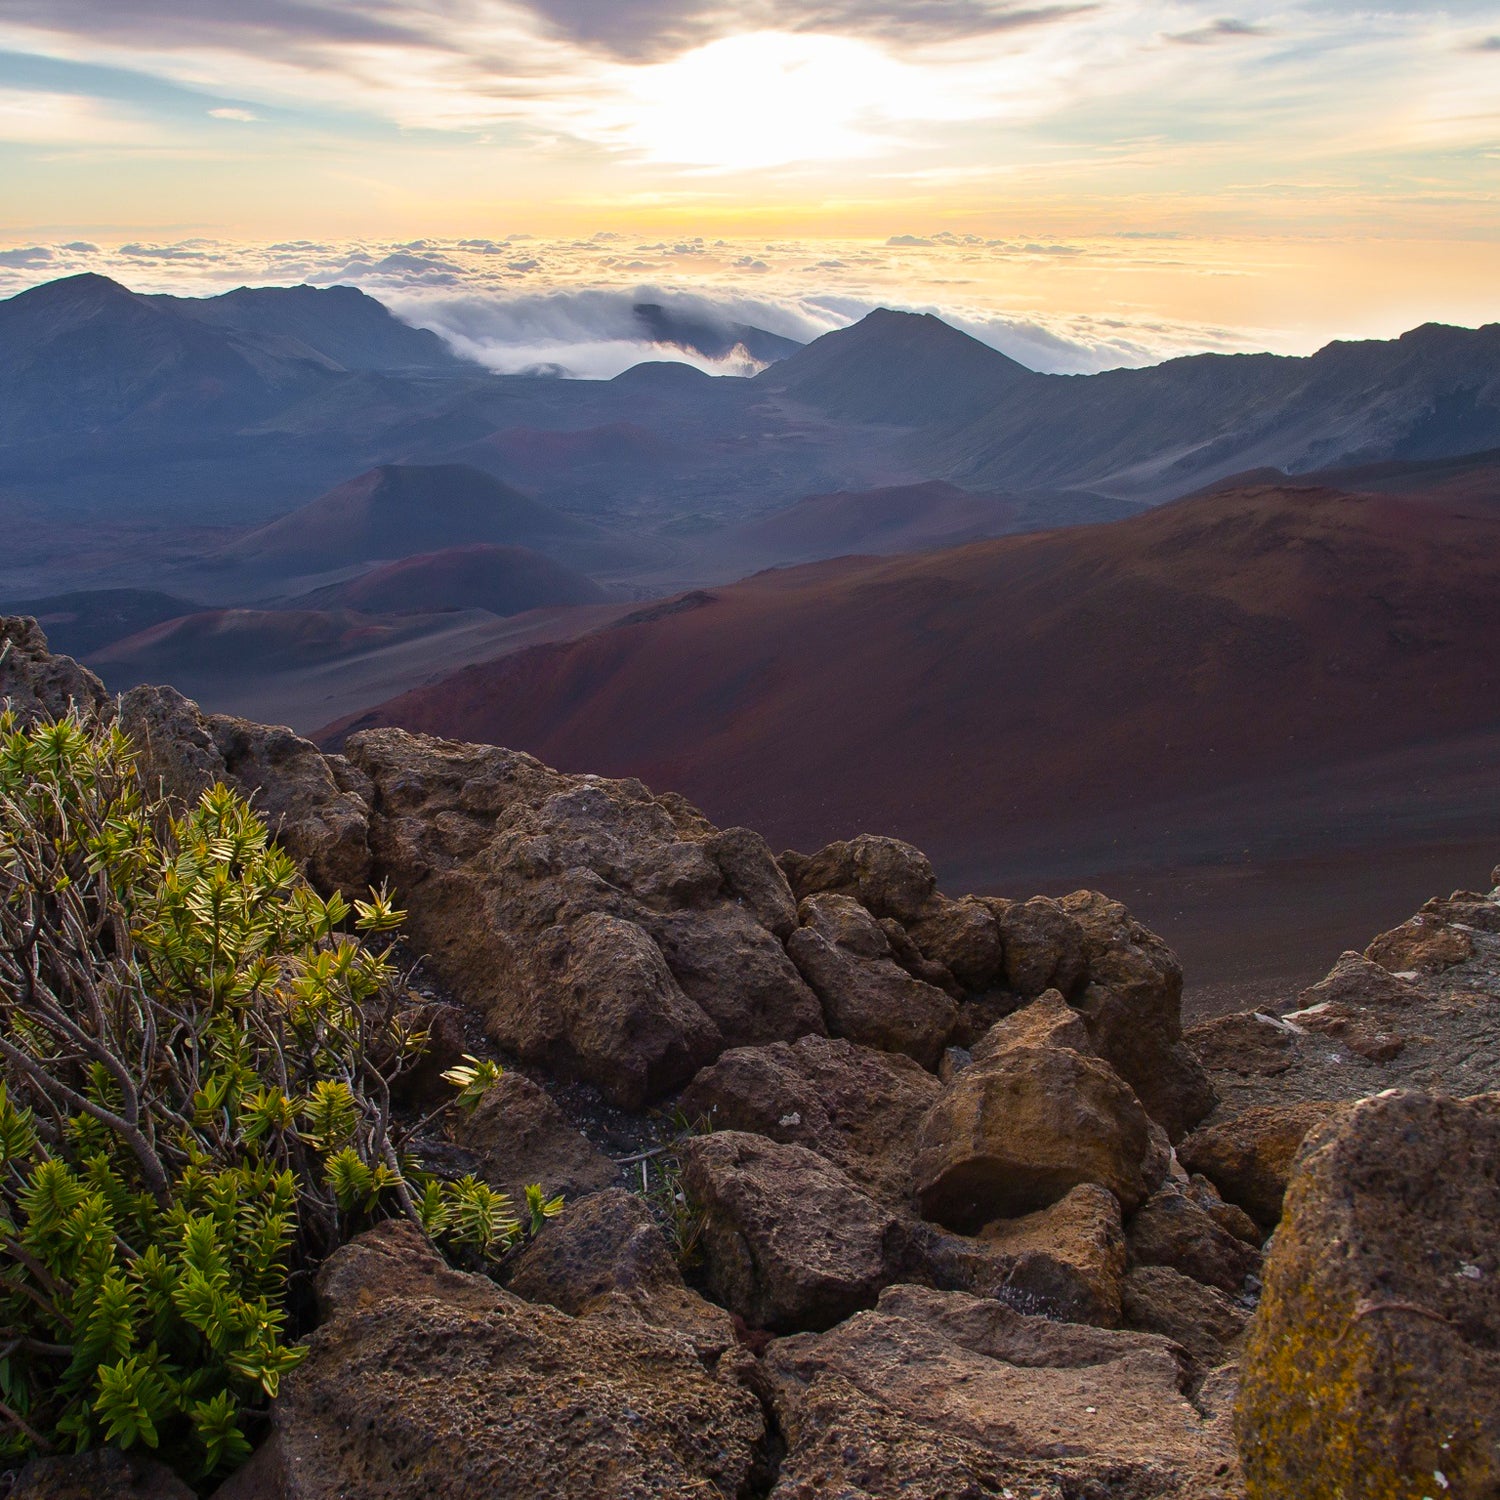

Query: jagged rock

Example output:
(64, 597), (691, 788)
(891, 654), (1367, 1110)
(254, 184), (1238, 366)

(1283, 1001), (1406, 1062)
(786, 894), (957, 1068)
(877, 917), (961, 995)
(1121, 1264), (1249, 1369)
(1178, 1100), (1350, 1230)
(1184, 1173), (1264, 1247)
(970, 987), (1093, 1062)
(764, 1284), (1241, 1498)
(1421, 892), (1500, 934)
(911, 1043), (1152, 1229)
(1238, 1091), (1500, 1500)
(9, 1448), (195, 1500)
(118, 683), (374, 890)
(0, 616), (108, 725)
(1060, 890), (1215, 1140)
(342, 730), (820, 1108)
(505, 1188), (734, 1360)
(1184, 1011), (1297, 1076)
(680, 1131), (905, 1332)
(779, 834), (937, 922)
(1126, 1185), (1262, 1294)
(1365, 911), (1475, 974)
(446, 1070), (619, 1204)
(990, 895), (1087, 998)
(964, 1183), (1127, 1326)
(254, 1219), (765, 1499)
(678, 1033), (940, 1207)
(905, 895), (1004, 990)
(1295, 948), (1428, 1010)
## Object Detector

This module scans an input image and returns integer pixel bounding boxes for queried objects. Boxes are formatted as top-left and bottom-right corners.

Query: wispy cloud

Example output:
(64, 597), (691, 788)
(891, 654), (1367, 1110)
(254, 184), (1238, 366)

(1164, 17), (1272, 46)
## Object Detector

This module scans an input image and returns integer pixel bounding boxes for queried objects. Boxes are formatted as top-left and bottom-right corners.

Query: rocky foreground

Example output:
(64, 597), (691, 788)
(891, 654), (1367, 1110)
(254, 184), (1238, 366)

(3, 614), (1497, 1500)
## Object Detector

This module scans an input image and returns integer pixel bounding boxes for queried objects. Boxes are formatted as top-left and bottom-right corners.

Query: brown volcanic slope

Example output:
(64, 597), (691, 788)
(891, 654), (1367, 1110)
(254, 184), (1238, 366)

(330, 482), (1500, 950)
(296, 544), (607, 616)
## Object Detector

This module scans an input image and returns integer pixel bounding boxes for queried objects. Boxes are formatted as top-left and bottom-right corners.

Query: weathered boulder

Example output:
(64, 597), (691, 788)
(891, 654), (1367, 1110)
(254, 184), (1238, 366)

(9, 1448), (194, 1500)
(905, 895), (1004, 991)
(1178, 1100), (1349, 1230)
(962, 1183), (1127, 1326)
(1184, 1011), (1297, 1077)
(1365, 911), (1475, 974)
(912, 1043), (1153, 1229)
(505, 1188), (735, 1360)
(680, 1131), (905, 1332)
(990, 895), (1087, 998)
(877, 916), (961, 995)
(1238, 1091), (1500, 1500)
(779, 834), (937, 922)
(342, 730), (821, 1108)
(1059, 890), (1216, 1140)
(254, 1219), (765, 1498)
(446, 1069), (619, 1204)
(786, 894), (956, 1068)
(1126, 1185), (1262, 1294)
(1184, 1173), (1264, 1247)
(1122, 1264), (1249, 1370)
(970, 987), (1093, 1062)
(764, 1284), (1242, 1498)
(1294, 947), (1428, 1011)
(678, 1033), (940, 1207)
(117, 683), (373, 890)
(0, 616), (108, 725)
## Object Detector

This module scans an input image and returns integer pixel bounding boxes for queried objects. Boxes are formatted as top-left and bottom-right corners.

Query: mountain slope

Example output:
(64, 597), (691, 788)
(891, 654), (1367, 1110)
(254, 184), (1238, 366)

(223, 464), (594, 570)
(927, 322), (1500, 499)
(327, 481), (1500, 880)
(755, 309), (1036, 425)
(295, 544), (607, 615)
(156, 283), (470, 374)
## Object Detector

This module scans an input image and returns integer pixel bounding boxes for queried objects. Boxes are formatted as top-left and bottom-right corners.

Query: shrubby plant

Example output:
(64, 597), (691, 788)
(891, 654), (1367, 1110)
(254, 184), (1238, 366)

(0, 712), (542, 1481)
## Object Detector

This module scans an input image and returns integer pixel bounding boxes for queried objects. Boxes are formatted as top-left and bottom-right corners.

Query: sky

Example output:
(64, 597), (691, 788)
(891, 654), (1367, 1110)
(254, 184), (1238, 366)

(0, 0), (1497, 373)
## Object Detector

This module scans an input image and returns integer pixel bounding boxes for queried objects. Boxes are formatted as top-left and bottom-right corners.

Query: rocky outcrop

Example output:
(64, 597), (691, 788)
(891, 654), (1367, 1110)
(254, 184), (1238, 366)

(1122, 1265), (1249, 1369)
(342, 729), (822, 1108)
(763, 1284), (1242, 1498)
(1238, 1091), (1500, 1500)
(678, 1034), (940, 1207)
(251, 1219), (766, 1499)
(1060, 890), (1215, 1140)
(445, 1070), (620, 1204)
(1365, 910), (1476, 974)
(780, 834), (937, 922)
(680, 1131), (906, 1333)
(504, 1188), (735, 1360)
(1179, 1100), (1349, 1231)
(784, 894), (957, 1068)
(911, 1037), (1153, 1228)
(0, 615), (108, 725)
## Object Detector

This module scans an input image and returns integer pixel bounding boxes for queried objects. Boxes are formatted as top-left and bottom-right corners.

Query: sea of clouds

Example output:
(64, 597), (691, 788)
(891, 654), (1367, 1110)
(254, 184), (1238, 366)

(0, 233), (1266, 378)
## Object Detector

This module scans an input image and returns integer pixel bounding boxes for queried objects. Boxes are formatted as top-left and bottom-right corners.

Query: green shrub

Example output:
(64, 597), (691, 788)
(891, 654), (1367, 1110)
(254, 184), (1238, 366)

(0, 712), (539, 1481)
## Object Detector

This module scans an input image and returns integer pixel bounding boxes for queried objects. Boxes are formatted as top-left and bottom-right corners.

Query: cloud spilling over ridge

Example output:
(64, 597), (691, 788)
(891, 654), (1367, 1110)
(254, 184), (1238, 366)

(0, 233), (1272, 377)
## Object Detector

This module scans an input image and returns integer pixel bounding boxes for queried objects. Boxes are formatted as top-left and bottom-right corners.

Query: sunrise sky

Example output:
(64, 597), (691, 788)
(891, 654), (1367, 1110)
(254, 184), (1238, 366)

(1, 0), (1497, 369)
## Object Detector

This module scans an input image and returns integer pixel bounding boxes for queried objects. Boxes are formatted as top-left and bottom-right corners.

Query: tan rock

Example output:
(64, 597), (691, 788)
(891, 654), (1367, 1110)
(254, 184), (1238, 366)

(1365, 912), (1475, 974)
(446, 1069), (619, 1204)
(912, 1043), (1152, 1229)
(970, 987), (1093, 1062)
(787, 894), (957, 1068)
(779, 834), (938, 922)
(505, 1188), (734, 1360)
(681, 1131), (905, 1332)
(1184, 1011), (1297, 1077)
(258, 1220), (765, 1499)
(1121, 1264), (1248, 1369)
(678, 1033), (940, 1207)
(765, 1284), (1241, 1498)
(1238, 1091), (1500, 1500)
(1126, 1185), (1262, 1294)
(1061, 890), (1215, 1140)
(1178, 1100), (1351, 1230)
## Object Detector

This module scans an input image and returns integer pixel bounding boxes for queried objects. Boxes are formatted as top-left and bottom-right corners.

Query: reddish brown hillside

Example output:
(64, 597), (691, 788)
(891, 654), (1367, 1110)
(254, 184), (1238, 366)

(325, 483), (1500, 883)
(298, 544), (606, 616)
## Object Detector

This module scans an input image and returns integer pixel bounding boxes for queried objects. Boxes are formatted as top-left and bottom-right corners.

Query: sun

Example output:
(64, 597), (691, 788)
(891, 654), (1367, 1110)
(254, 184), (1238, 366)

(601, 31), (923, 172)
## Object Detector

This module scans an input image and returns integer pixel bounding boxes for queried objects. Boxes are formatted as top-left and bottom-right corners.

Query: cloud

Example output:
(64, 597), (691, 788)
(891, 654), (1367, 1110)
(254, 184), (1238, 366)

(207, 105), (258, 120)
(1468, 35), (1500, 51)
(0, 245), (54, 267)
(1164, 18), (1271, 46)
